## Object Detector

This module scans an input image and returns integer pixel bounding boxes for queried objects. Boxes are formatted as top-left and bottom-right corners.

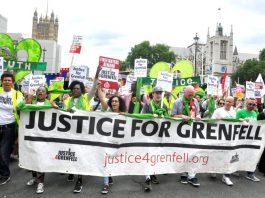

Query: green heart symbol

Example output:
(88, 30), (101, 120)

(0, 33), (42, 62)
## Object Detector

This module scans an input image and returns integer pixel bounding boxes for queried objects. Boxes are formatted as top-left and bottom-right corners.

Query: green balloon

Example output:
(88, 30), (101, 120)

(172, 60), (193, 78)
(16, 38), (42, 62)
(149, 61), (170, 78)
(0, 33), (15, 57)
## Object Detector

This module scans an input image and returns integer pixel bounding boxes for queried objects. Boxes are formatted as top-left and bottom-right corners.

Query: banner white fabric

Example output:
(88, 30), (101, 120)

(19, 109), (265, 176)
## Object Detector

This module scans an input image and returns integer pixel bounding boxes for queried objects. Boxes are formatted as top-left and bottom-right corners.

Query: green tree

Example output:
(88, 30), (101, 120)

(123, 41), (176, 70)
(232, 59), (265, 84)
(259, 48), (265, 61)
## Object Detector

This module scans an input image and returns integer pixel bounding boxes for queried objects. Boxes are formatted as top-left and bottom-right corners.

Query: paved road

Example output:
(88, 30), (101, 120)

(1, 159), (265, 198)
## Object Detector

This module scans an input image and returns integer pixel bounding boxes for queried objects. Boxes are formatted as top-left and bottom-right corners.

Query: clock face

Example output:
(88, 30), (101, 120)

(221, 65), (226, 73)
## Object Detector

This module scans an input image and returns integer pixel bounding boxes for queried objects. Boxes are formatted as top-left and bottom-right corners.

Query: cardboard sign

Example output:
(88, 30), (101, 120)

(99, 56), (120, 90)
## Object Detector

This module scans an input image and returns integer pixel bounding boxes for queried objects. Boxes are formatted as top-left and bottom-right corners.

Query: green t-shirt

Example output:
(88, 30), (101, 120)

(236, 108), (257, 121)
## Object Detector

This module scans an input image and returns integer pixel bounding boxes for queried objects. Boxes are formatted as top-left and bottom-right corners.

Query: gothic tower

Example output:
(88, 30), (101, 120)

(204, 23), (233, 77)
(32, 9), (59, 42)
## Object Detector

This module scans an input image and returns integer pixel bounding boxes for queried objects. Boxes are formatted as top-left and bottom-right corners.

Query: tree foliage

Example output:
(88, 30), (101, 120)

(231, 59), (265, 84)
(259, 48), (265, 61)
(120, 41), (176, 71)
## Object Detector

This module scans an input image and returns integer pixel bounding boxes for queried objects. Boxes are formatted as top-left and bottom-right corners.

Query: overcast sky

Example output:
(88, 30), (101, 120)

(1, 0), (265, 75)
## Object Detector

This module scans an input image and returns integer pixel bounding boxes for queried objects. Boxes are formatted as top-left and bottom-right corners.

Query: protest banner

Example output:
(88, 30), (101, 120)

(4, 60), (46, 71)
(245, 81), (255, 99)
(156, 71), (173, 92)
(99, 56), (120, 89)
(207, 75), (218, 95)
(141, 77), (201, 87)
(134, 59), (147, 78)
(69, 65), (88, 85)
(19, 109), (265, 176)
(28, 75), (46, 95)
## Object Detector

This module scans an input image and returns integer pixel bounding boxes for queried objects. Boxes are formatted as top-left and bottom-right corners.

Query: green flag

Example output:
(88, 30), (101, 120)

(15, 70), (31, 83)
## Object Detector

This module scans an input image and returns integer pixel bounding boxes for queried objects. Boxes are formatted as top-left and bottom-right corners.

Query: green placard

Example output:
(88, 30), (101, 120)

(4, 60), (47, 71)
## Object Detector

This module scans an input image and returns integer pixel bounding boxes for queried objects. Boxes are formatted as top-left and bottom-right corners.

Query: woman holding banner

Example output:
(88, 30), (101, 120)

(19, 86), (52, 194)
(97, 83), (126, 194)
(63, 67), (100, 194)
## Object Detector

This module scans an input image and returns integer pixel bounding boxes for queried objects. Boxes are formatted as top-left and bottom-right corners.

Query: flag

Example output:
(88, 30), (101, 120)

(221, 66), (227, 96)
(48, 81), (70, 101)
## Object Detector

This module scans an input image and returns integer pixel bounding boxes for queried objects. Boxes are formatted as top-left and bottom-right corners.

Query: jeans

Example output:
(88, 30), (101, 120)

(104, 177), (109, 185)
(0, 123), (16, 177)
(32, 171), (45, 183)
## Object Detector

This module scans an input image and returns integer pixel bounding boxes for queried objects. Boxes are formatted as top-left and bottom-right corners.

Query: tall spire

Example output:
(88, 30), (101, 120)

(46, 0), (49, 17)
(233, 46), (238, 55)
(207, 27), (210, 39)
(230, 25), (233, 36)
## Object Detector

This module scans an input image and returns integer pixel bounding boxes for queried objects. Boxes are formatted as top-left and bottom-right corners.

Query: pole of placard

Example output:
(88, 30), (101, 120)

(70, 53), (75, 67)
(133, 77), (142, 114)
(161, 91), (165, 109)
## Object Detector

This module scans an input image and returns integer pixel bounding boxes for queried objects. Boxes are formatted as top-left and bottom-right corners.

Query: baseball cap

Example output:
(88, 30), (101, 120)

(152, 86), (163, 93)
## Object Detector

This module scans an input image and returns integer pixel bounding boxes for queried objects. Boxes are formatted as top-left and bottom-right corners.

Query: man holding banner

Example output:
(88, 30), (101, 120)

(0, 72), (23, 185)
(141, 86), (168, 192)
(236, 98), (261, 182)
(171, 85), (201, 187)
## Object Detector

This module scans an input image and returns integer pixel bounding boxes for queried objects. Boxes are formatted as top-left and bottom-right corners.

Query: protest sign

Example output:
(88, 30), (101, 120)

(245, 81), (255, 99)
(235, 84), (245, 99)
(69, 65), (88, 85)
(255, 74), (265, 104)
(125, 74), (137, 90)
(134, 59), (147, 78)
(207, 75), (218, 95)
(19, 109), (265, 176)
(99, 56), (120, 89)
(28, 75), (46, 95)
(156, 71), (173, 92)
(69, 35), (83, 54)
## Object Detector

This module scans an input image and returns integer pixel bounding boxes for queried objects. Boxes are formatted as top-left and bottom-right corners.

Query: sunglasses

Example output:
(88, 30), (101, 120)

(219, 102), (225, 105)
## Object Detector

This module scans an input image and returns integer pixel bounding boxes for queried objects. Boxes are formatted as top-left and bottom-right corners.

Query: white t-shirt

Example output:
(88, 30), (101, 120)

(0, 90), (22, 124)
(36, 101), (45, 105)
(211, 107), (236, 119)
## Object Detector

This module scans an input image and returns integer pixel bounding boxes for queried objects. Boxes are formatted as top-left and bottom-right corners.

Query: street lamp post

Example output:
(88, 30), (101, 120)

(42, 47), (47, 62)
(193, 33), (199, 76)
